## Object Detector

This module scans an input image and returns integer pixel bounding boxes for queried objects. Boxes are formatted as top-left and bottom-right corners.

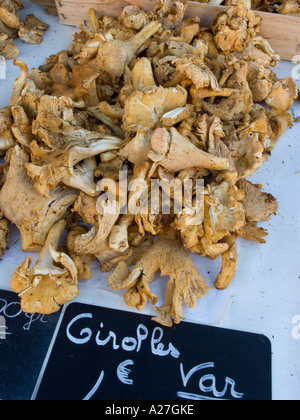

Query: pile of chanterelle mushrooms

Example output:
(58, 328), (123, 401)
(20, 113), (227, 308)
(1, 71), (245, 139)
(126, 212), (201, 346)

(0, 0), (297, 326)
(0, 0), (49, 59)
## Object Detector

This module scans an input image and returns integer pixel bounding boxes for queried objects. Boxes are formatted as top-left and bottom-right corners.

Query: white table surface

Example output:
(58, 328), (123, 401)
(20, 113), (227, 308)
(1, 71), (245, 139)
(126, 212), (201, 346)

(0, 0), (299, 401)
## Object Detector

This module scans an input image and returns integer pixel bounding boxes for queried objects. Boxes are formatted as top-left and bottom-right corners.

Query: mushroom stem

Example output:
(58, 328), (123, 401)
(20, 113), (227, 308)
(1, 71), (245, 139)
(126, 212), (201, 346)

(214, 235), (237, 290)
(0, 6), (22, 29)
(66, 137), (124, 167)
(11, 60), (28, 106)
(128, 21), (161, 53)
(96, 21), (161, 82)
(131, 57), (156, 90)
(35, 220), (66, 270)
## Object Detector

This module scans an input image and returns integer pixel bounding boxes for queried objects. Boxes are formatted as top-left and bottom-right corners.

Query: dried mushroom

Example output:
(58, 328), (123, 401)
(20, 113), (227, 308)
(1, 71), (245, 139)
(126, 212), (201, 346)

(0, 0), (297, 323)
(0, 32), (19, 58)
(11, 220), (79, 314)
(211, 0), (261, 53)
(0, 210), (9, 257)
(95, 21), (161, 84)
(0, 0), (22, 30)
(123, 85), (188, 131)
(237, 179), (278, 222)
(109, 228), (209, 327)
(0, 0), (49, 59)
(0, 106), (15, 151)
(0, 145), (78, 251)
(265, 78), (298, 112)
(276, 0), (300, 16)
(148, 127), (230, 171)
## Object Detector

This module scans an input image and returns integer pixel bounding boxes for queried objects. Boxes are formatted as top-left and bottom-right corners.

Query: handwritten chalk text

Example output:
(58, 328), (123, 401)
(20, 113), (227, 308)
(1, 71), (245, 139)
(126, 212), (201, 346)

(178, 362), (244, 400)
(0, 297), (49, 332)
(66, 313), (180, 359)
(66, 312), (244, 400)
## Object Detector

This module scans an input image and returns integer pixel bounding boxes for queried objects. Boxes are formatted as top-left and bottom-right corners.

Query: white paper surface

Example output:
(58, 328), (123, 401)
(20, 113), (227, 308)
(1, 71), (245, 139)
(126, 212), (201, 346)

(0, 0), (300, 400)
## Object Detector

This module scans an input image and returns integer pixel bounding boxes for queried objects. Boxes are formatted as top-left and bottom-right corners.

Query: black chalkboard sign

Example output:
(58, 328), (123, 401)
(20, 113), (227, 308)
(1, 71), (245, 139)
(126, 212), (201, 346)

(34, 302), (272, 400)
(0, 289), (61, 400)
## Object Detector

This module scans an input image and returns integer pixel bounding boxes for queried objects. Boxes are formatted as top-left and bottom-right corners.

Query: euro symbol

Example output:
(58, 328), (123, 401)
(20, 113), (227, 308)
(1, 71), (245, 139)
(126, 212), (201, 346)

(117, 359), (134, 385)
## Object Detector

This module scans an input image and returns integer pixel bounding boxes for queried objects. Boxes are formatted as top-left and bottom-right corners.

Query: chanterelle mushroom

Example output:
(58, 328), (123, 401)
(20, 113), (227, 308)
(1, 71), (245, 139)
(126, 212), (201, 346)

(72, 197), (132, 272)
(25, 133), (123, 197)
(66, 225), (95, 280)
(122, 85), (188, 131)
(0, 1), (48, 59)
(131, 57), (156, 90)
(154, 0), (188, 29)
(0, 33), (19, 59)
(214, 234), (238, 290)
(173, 55), (220, 92)
(95, 20), (161, 83)
(11, 219), (79, 314)
(149, 127), (230, 172)
(199, 182), (246, 257)
(109, 228), (209, 326)
(0, 145), (78, 251)
(0, 210), (9, 257)
(237, 179), (278, 222)
(0, 0), (22, 30)
(265, 78), (298, 112)
(0, 106), (15, 151)
(212, 0), (261, 53)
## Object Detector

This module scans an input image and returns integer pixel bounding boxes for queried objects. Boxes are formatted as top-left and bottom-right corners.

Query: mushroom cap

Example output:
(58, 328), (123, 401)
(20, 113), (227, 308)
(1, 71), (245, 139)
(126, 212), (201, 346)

(109, 228), (210, 326)
(11, 220), (79, 314)
(265, 78), (298, 112)
(0, 145), (78, 251)
(237, 179), (278, 222)
(158, 127), (230, 172)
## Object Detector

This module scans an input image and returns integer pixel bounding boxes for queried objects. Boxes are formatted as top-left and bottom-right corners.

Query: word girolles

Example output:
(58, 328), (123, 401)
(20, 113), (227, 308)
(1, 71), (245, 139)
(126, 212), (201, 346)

(67, 314), (180, 359)
(97, 171), (204, 223)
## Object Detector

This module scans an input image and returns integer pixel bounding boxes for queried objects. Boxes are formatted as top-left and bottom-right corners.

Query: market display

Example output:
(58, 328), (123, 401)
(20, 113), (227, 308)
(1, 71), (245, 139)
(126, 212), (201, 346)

(0, 0), (297, 327)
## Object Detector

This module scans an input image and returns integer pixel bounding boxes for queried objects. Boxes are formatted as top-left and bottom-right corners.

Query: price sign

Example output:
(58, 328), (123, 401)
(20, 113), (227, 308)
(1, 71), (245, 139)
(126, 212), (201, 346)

(33, 302), (272, 400)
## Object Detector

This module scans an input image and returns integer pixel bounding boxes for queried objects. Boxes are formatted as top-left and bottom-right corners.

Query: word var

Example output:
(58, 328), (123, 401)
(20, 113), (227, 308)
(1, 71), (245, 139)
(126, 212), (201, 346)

(178, 362), (244, 400)
(66, 313), (180, 359)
